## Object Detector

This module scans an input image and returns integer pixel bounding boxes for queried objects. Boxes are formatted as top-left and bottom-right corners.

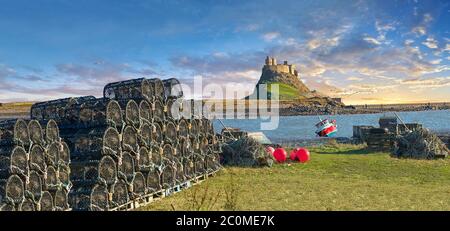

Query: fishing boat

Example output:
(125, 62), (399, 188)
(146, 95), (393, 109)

(315, 117), (337, 137)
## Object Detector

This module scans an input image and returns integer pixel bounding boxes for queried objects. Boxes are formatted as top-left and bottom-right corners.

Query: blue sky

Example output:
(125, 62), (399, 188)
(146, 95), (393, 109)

(0, 0), (449, 104)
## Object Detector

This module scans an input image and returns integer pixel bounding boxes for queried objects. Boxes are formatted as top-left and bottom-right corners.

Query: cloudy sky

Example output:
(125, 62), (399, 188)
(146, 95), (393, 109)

(0, 0), (449, 104)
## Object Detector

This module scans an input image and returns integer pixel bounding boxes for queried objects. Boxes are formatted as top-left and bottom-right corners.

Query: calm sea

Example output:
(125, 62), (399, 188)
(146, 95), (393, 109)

(213, 110), (450, 143)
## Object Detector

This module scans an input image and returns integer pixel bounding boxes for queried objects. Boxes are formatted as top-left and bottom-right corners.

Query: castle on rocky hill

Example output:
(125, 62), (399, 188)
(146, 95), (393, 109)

(264, 56), (298, 77)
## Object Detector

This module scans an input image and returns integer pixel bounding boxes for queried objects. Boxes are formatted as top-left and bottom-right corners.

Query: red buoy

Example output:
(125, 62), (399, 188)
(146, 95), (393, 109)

(290, 148), (300, 161)
(297, 148), (310, 163)
(273, 148), (287, 163)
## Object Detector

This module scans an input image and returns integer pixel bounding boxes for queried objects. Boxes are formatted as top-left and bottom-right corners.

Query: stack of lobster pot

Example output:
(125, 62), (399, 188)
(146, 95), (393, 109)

(0, 119), (70, 211)
(30, 97), (124, 211)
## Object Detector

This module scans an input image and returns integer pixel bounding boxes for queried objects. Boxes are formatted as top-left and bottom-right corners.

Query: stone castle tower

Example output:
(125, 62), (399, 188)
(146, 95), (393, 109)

(264, 56), (298, 76)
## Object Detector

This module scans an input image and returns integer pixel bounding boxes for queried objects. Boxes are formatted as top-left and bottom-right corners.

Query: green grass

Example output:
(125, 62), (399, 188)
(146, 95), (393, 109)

(268, 82), (304, 100)
(139, 144), (450, 211)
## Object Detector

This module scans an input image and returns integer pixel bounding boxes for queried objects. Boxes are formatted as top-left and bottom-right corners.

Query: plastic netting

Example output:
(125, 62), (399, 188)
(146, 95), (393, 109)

(125, 100), (140, 128)
(139, 122), (152, 146)
(111, 179), (129, 207)
(131, 172), (146, 197)
(27, 171), (42, 199)
(30, 145), (46, 173)
(39, 191), (54, 211)
(98, 155), (117, 185)
(45, 120), (60, 143)
(28, 120), (44, 145)
(145, 168), (161, 193)
(122, 126), (138, 154)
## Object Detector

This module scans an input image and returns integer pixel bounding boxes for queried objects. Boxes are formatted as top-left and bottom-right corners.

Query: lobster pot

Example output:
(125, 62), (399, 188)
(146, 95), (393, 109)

(53, 188), (69, 211)
(173, 158), (184, 184)
(152, 98), (165, 122)
(0, 146), (29, 178)
(39, 191), (54, 211)
(208, 134), (221, 154)
(152, 122), (164, 145)
(19, 197), (37, 211)
(29, 144), (47, 174)
(109, 179), (129, 208)
(58, 142), (71, 166)
(178, 137), (192, 159)
(202, 118), (214, 136)
(0, 202), (15, 211)
(138, 147), (152, 172)
(149, 78), (165, 100)
(74, 98), (124, 130)
(0, 119), (30, 147)
(118, 152), (135, 184)
(120, 99), (140, 129)
(164, 120), (178, 144)
(166, 98), (183, 120)
(103, 78), (153, 102)
(65, 127), (121, 161)
(183, 155), (195, 180)
(145, 167), (161, 193)
(162, 144), (176, 161)
(0, 174), (25, 204)
(177, 119), (189, 138)
(162, 78), (183, 100)
(138, 122), (153, 147)
(58, 164), (71, 190)
(45, 120), (60, 144)
(189, 119), (201, 138)
(44, 166), (59, 191)
(199, 136), (209, 157)
(30, 96), (96, 122)
(139, 100), (152, 123)
(193, 154), (206, 176)
(205, 153), (221, 173)
(161, 163), (175, 189)
(69, 183), (108, 211)
(130, 172), (147, 199)
(46, 142), (59, 167)
(70, 155), (117, 186)
(28, 120), (45, 146)
(151, 145), (163, 168)
(26, 170), (43, 200)
(122, 125), (139, 155)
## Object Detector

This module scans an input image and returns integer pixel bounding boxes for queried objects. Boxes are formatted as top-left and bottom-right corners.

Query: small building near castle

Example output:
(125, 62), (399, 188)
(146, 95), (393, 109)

(264, 56), (298, 76)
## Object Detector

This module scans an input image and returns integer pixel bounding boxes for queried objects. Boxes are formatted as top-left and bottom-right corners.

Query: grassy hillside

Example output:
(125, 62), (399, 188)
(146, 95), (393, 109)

(267, 82), (308, 100)
(139, 144), (450, 211)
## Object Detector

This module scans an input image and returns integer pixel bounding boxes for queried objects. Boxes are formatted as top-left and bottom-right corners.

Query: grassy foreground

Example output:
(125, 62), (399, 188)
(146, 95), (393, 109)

(139, 144), (450, 211)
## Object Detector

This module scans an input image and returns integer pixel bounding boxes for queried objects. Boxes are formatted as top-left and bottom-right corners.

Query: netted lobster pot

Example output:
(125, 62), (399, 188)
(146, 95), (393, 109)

(30, 96), (96, 123)
(162, 144), (175, 161)
(0, 202), (15, 211)
(173, 158), (184, 184)
(71, 155), (117, 186)
(161, 163), (175, 189)
(122, 126), (139, 154)
(152, 97), (165, 122)
(122, 100), (141, 129)
(164, 120), (178, 144)
(73, 98), (124, 130)
(199, 136), (209, 156)
(69, 183), (108, 211)
(59, 142), (71, 165)
(69, 127), (121, 161)
(0, 119), (29, 147)
(53, 188), (69, 211)
(139, 100), (152, 123)
(180, 99), (192, 119)
(58, 164), (71, 189)
(183, 155), (195, 180)
(189, 119), (201, 138)
(0, 146), (29, 178)
(19, 197), (36, 211)
(193, 154), (206, 175)
(151, 146), (163, 168)
(138, 122), (153, 147)
(138, 147), (152, 172)
(26, 170), (43, 200)
(1, 174), (25, 203)
(46, 142), (59, 166)
(177, 119), (189, 138)
(118, 152), (135, 184)
(104, 78), (152, 101)
(110, 179), (129, 208)
(179, 137), (192, 158)
(149, 78), (165, 100)
(130, 172), (147, 199)
(152, 122), (164, 145)
(145, 167), (161, 193)
(44, 166), (59, 191)
(28, 120), (44, 146)
(162, 78), (183, 100)
(166, 98), (183, 119)
(202, 118), (214, 136)
(45, 120), (60, 143)
(205, 153), (221, 173)
(39, 191), (54, 211)
(30, 144), (47, 173)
